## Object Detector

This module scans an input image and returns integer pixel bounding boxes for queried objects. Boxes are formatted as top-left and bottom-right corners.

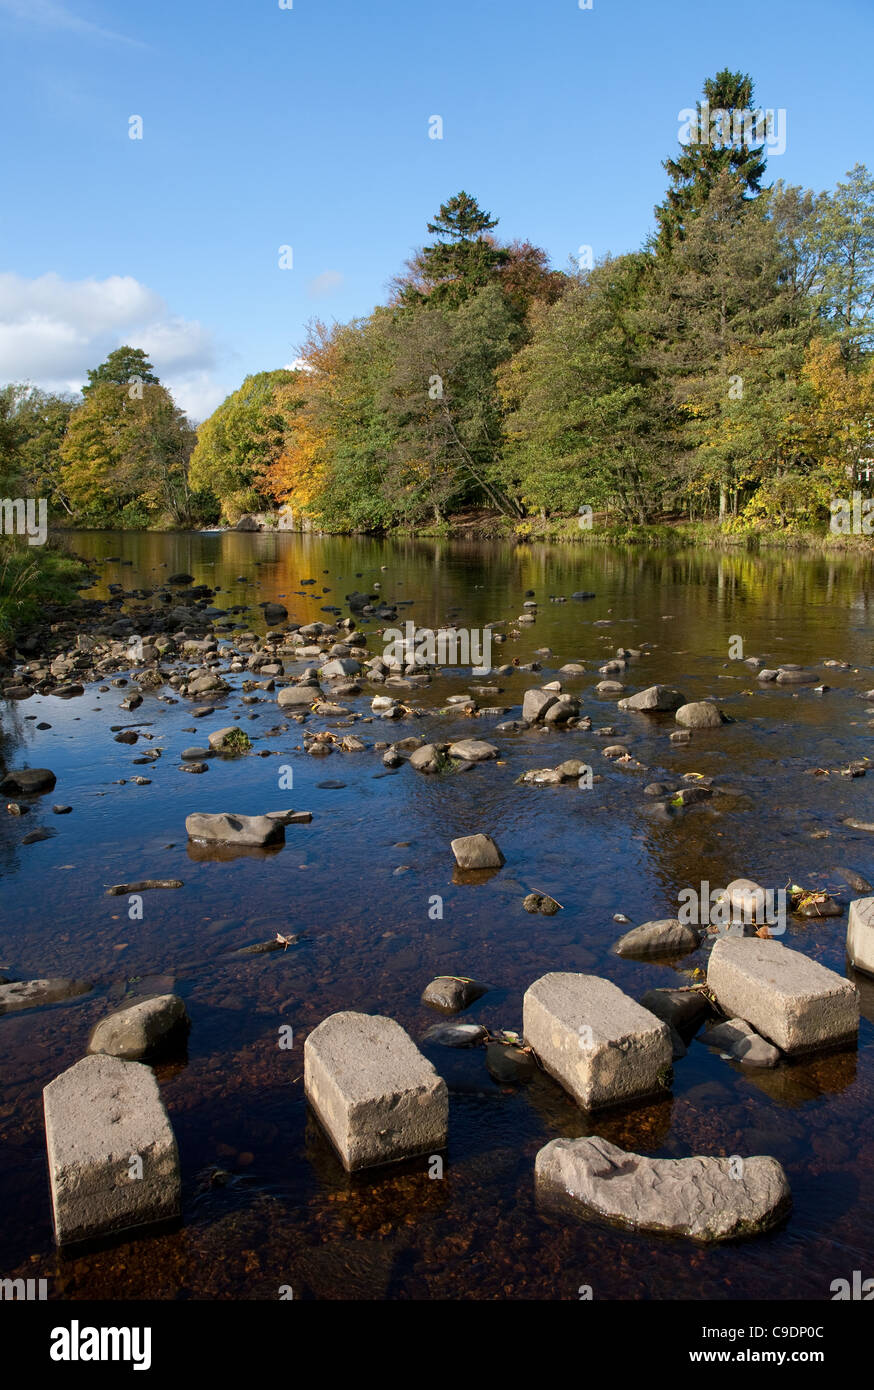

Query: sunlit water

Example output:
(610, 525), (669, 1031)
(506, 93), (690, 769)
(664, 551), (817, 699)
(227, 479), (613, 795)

(2, 529), (874, 1299)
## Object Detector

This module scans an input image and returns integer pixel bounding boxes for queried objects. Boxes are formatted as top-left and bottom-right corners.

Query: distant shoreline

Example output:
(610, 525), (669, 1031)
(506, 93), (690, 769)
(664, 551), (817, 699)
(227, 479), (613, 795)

(51, 514), (874, 554)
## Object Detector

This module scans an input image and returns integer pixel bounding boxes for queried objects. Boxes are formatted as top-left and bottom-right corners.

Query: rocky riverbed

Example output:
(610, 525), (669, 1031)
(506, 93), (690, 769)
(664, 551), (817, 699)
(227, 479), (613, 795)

(2, 530), (874, 1298)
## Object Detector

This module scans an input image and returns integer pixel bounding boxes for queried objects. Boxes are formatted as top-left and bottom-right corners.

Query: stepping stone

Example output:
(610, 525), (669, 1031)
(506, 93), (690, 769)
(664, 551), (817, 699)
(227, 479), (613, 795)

(43, 1055), (181, 1246)
(523, 972), (672, 1110)
(304, 1011), (448, 1171)
(847, 896), (874, 977)
(535, 1136), (790, 1242)
(707, 937), (858, 1053)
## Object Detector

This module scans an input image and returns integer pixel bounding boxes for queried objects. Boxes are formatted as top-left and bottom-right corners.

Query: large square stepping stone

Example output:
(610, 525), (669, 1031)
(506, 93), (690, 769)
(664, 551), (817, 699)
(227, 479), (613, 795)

(847, 896), (874, 977)
(304, 1012), (448, 1171)
(43, 1055), (181, 1246)
(523, 972), (672, 1110)
(707, 937), (858, 1053)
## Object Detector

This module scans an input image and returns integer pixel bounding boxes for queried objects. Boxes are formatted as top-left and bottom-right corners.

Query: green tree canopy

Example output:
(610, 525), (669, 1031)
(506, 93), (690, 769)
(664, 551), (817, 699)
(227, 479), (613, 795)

(60, 382), (195, 526)
(188, 369), (300, 521)
(84, 346), (160, 394)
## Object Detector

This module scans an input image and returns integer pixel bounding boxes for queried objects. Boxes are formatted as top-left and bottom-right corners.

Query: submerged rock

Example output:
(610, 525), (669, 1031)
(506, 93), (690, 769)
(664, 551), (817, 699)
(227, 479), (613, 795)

(447, 738), (498, 762)
(421, 976), (488, 1013)
(185, 812), (286, 848)
(522, 892), (561, 915)
(675, 701), (725, 728)
(0, 768), (56, 795)
(486, 1042), (536, 1083)
(615, 919), (700, 959)
(422, 1022), (487, 1048)
(88, 994), (190, 1061)
(697, 1017), (782, 1068)
(0, 977), (92, 1016)
(617, 685), (685, 713)
(639, 987), (711, 1038)
(775, 666), (817, 685)
(450, 833), (504, 870)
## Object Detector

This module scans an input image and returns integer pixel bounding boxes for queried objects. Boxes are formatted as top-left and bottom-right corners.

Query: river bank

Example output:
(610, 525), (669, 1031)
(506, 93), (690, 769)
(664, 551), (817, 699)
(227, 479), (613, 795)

(52, 510), (874, 553)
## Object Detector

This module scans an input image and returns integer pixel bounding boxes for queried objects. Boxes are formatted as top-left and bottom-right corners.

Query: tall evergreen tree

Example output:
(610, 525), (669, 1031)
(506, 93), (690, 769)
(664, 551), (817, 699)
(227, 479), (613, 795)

(655, 70), (768, 252)
(396, 192), (509, 307)
(640, 173), (812, 516)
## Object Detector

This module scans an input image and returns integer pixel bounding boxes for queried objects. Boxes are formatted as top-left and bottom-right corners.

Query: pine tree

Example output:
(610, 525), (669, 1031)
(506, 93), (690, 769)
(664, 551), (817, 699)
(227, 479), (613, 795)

(655, 70), (768, 252)
(397, 192), (509, 307)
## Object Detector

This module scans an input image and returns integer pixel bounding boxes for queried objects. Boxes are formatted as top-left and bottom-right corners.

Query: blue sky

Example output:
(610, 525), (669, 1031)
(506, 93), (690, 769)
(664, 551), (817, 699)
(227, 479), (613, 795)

(0, 0), (871, 420)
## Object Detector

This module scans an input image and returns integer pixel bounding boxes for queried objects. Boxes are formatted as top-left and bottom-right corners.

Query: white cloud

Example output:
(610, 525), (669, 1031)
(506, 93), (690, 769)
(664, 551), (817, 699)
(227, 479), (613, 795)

(0, 0), (143, 46)
(307, 270), (343, 299)
(284, 356), (314, 373)
(168, 371), (227, 425)
(0, 271), (221, 420)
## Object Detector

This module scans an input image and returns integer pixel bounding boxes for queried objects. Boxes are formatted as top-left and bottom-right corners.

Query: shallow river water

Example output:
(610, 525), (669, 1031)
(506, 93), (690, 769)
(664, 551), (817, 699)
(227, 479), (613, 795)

(3, 529), (874, 1300)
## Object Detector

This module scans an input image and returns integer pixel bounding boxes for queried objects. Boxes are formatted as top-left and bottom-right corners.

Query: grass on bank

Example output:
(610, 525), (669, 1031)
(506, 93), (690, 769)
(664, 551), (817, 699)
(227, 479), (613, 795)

(0, 537), (89, 655)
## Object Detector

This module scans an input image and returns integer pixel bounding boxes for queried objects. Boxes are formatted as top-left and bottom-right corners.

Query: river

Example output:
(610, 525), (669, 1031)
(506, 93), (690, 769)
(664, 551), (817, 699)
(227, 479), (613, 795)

(2, 528), (874, 1298)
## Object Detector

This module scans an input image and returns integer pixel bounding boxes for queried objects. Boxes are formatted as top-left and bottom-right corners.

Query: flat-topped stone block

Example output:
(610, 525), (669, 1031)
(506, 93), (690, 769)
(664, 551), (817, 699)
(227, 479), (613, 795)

(43, 1055), (181, 1246)
(304, 1011), (448, 1171)
(707, 937), (858, 1053)
(523, 972), (672, 1110)
(847, 896), (874, 977)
